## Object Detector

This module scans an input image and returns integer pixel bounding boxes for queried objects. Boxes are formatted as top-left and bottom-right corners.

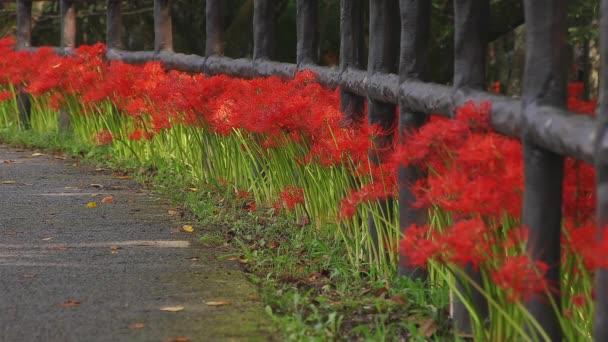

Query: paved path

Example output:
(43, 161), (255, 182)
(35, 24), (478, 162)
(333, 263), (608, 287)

(0, 144), (271, 342)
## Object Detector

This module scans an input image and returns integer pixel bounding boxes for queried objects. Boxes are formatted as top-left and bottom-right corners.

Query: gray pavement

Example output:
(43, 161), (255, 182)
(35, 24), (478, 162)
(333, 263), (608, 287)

(0, 144), (271, 342)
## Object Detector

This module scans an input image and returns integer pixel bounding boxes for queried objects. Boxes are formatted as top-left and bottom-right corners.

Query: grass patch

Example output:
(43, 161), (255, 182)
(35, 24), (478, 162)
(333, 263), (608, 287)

(139, 166), (455, 341)
(0, 128), (455, 341)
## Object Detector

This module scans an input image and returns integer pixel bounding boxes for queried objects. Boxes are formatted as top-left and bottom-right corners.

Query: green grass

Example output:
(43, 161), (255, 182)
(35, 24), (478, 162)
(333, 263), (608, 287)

(0, 124), (455, 341)
(136, 165), (455, 341)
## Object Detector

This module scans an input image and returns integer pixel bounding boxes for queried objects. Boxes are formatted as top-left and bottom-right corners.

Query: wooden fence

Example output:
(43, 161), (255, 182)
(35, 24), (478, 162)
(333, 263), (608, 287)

(13, 0), (608, 340)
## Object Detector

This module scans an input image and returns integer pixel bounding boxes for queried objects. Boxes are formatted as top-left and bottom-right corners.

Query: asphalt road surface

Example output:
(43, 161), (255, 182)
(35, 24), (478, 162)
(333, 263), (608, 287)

(0, 144), (271, 342)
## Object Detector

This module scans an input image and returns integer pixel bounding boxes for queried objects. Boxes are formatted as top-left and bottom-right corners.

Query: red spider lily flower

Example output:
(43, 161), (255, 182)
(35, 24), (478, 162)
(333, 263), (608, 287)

(280, 186), (305, 210)
(124, 98), (149, 117)
(96, 130), (113, 145)
(48, 92), (66, 110)
(441, 218), (490, 270)
(0, 91), (12, 102)
(491, 256), (550, 303)
(572, 293), (588, 308)
(128, 129), (154, 141)
(491, 81), (501, 94)
(592, 229), (608, 270)
(562, 219), (596, 272)
(235, 190), (252, 200)
(400, 224), (444, 268)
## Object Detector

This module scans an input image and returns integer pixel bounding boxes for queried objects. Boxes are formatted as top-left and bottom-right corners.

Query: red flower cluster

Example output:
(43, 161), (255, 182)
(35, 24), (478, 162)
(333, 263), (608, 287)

(278, 186), (305, 211)
(397, 96), (597, 302)
(0, 39), (601, 305)
(0, 38), (379, 169)
(96, 129), (113, 145)
(491, 256), (550, 302)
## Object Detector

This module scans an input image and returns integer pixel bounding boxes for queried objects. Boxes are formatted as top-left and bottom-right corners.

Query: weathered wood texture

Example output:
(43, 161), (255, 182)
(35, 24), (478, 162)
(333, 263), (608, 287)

(16, 0), (31, 50)
(16, 0), (32, 129)
(60, 0), (76, 51)
(451, 0), (489, 334)
(253, 0), (274, 61)
(106, 0), (123, 50)
(521, 1), (568, 341)
(397, 0), (430, 279)
(154, 0), (173, 53)
(595, 1), (608, 341)
(366, 0), (400, 258)
(339, 0), (365, 124)
(296, 0), (319, 66)
(205, 0), (223, 56)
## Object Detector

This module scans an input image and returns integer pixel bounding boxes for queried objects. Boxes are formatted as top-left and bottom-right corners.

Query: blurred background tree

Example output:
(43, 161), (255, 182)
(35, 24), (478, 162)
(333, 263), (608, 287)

(0, 0), (600, 97)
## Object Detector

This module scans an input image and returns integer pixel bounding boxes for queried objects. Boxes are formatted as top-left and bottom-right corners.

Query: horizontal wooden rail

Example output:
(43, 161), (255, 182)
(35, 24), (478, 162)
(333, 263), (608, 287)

(18, 44), (598, 166)
(102, 48), (597, 165)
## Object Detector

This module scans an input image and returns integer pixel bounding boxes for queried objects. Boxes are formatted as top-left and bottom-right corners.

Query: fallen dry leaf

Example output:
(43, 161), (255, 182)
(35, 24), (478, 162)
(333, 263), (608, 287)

(41, 237), (53, 241)
(86, 202), (98, 208)
(48, 246), (68, 251)
(265, 241), (280, 249)
(61, 300), (80, 308)
(206, 301), (231, 306)
(167, 209), (180, 216)
(227, 257), (249, 264)
(1, 181), (16, 184)
(163, 337), (190, 342)
(54, 155), (67, 160)
(31, 153), (44, 157)
(373, 287), (389, 298)
(182, 225), (194, 233)
(128, 323), (145, 329)
(308, 269), (331, 282)
(113, 175), (132, 180)
(185, 257), (198, 261)
(101, 196), (114, 203)
(390, 295), (407, 305)
(419, 318), (439, 337)
(160, 306), (184, 312)
(90, 183), (103, 188)
(188, 187), (200, 192)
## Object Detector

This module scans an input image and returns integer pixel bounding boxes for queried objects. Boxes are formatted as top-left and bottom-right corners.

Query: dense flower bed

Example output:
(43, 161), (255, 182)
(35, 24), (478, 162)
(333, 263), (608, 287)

(0, 37), (600, 339)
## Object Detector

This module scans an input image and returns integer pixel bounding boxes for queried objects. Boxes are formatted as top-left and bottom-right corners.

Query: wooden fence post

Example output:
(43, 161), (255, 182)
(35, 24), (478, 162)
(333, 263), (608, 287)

(451, 0), (489, 334)
(106, 0), (123, 50)
(253, 0), (274, 61)
(60, 0), (76, 52)
(339, 0), (365, 124)
(296, 0), (319, 66)
(16, 0), (31, 50)
(59, 0), (76, 131)
(154, 0), (173, 53)
(205, 0), (223, 56)
(522, 1), (568, 341)
(397, 0), (430, 278)
(367, 0), (400, 259)
(16, 0), (31, 130)
(594, 1), (608, 341)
